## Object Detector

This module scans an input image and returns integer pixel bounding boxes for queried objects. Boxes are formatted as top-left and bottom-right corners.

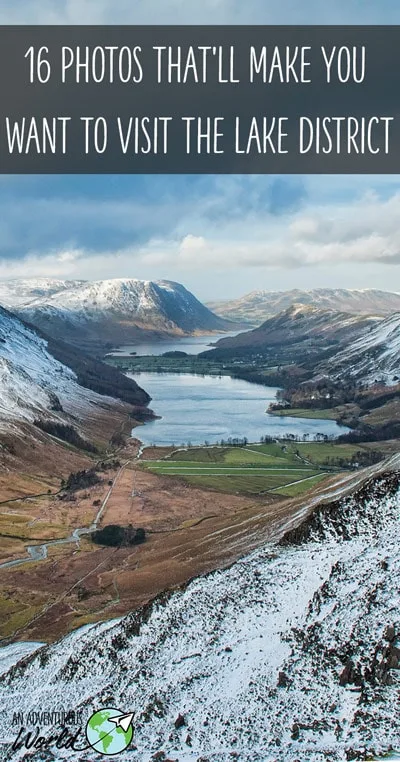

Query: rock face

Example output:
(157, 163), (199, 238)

(1, 461), (399, 762)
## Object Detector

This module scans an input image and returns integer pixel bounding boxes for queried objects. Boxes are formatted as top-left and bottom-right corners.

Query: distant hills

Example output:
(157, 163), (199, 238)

(0, 278), (234, 352)
(208, 288), (400, 325)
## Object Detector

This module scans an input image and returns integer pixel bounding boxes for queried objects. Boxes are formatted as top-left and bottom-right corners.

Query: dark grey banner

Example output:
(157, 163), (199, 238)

(0, 26), (399, 173)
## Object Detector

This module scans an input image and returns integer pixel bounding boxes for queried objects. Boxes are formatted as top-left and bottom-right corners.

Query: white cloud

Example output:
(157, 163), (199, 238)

(3, 187), (400, 287)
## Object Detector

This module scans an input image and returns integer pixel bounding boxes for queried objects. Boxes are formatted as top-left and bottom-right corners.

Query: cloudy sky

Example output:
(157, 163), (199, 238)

(1, 1), (400, 300)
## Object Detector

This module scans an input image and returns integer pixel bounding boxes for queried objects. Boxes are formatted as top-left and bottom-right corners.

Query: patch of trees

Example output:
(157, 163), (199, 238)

(276, 379), (360, 411)
(61, 468), (101, 492)
(34, 419), (97, 453)
(162, 350), (188, 357)
(215, 437), (249, 447)
(232, 369), (298, 387)
(274, 433), (335, 443)
(110, 432), (126, 448)
(97, 459), (121, 471)
(338, 421), (400, 443)
(355, 386), (400, 412)
(316, 450), (382, 469)
(129, 406), (157, 422)
(91, 524), (146, 547)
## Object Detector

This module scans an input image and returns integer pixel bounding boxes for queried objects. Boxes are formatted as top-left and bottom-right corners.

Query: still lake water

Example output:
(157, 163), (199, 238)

(110, 332), (238, 356)
(130, 372), (348, 447)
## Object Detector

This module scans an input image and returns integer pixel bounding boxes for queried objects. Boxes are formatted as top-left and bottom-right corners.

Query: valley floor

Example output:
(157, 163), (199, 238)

(0, 424), (387, 644)
(0, 461), (399, 762)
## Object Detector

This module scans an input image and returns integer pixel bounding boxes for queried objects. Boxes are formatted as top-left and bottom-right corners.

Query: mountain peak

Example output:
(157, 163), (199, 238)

(0, 277), (234, 350)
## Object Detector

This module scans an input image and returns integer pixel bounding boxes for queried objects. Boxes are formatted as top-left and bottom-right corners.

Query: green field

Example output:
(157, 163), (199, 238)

(273, 473), (330, 496)
(139, 443), (334, 496)
(285, 441), (369, 465)
(269, 407), (339, 420)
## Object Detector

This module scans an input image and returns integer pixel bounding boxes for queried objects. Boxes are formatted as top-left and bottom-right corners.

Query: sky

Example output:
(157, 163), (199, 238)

(1, 1), (400, 301)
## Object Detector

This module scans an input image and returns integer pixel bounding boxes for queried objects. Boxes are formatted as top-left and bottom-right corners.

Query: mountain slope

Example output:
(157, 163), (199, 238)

(0, 278), (85, 308)
(318, 311), (400, 386)
(0, 306), (149, 428)
(209, 288), (400, 325)
(10, 279), (233, 351)
(1, 458), (399, 762)
(206, 304), (380, 362)
(207, 305), (399, 389)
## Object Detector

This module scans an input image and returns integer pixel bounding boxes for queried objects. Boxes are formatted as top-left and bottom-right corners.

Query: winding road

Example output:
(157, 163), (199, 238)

(0, 460), (131, 570)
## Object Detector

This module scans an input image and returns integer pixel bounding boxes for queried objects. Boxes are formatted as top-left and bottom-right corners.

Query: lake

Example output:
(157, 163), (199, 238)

(109, 332), (238, 357)
(129, 372), (348, 446)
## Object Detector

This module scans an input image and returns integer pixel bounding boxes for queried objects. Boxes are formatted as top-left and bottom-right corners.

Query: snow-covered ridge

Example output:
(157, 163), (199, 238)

(213, 302), (380, 352)
(0, 306), (118, 426)
(1, 462), (399, 762)
(212, 302), (399, 387)
(0, 306), (76, 423)
(320, 311), (400, 386)
(0, 278), (85, 308)
(2, 278), (230, 337)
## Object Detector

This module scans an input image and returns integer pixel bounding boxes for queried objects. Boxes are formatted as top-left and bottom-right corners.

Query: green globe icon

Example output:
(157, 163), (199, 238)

(86, 707), (134, 756)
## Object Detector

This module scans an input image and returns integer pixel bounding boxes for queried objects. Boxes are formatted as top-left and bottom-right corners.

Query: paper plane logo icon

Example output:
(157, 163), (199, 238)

(108, 712), (134, 733)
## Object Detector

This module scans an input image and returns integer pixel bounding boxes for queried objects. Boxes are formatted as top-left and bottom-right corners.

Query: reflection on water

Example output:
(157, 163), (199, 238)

(130, 372), (348, 446)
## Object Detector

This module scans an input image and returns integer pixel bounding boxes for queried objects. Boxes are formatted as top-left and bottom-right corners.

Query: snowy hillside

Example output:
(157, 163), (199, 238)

(208, 304), (399, 388)
(0, 306), (81, 424)
(8, 279), (232, 349)
(0, 278), (85, 308)
(1, 460), (399, 762)
(320, 312), (400, 386)
(209, 288), (400, 325)
(210, 304), (379, 353)
(0, 306), (148, 426)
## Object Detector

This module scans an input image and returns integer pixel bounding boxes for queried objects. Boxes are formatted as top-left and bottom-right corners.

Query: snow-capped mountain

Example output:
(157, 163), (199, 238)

(319, 311), (400, 386)
(3, 279), (233, 350)
(0, 278), (85, 308)
(0, 306), (148, 427)
(1, 457), (399, 762)
(208, 288), (400, 325)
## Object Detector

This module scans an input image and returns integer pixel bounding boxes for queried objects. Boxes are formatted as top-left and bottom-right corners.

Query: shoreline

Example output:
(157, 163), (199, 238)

(267, 406), (340, 422)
